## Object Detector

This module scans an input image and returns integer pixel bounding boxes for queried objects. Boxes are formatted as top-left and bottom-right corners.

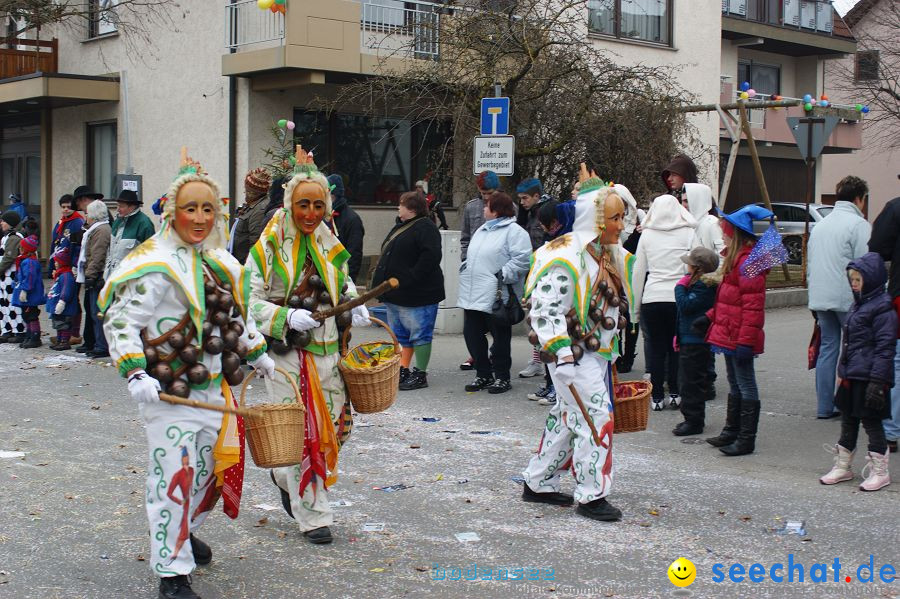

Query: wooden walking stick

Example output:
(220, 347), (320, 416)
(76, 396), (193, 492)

(567, 384), (602, 446)
(310, 277), (399, 322)
(159, 392), (253, 417)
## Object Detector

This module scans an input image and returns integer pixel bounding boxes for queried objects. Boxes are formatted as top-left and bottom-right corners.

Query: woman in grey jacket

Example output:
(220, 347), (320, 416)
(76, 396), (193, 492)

(458, 192), (532, 394)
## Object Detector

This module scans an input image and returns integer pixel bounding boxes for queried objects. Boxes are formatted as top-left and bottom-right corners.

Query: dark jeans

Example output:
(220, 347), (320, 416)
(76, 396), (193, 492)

(839, 413), (887, 455)
(679, 343), (712, 425)
(86, 286), (107, 353)
(463, 309), (512, 380)
(81, 284), (96, 349)
(641, 302), (678, 400)
(724, 354), (759, 403)
(616, 313), (639, 370)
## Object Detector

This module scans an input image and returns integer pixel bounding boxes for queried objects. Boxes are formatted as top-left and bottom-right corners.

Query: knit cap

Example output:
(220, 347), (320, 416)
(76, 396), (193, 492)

(1, 210), (21, 228)
(20, 235), (38, 253)
(244, 168), (272, 198)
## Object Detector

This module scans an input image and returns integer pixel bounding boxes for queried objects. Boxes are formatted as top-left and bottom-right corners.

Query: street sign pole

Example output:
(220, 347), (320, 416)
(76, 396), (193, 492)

(798, 116), (825, 287)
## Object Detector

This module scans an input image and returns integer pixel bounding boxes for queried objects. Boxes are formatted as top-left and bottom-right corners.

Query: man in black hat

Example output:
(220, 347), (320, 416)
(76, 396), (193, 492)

(70, 185), (106, 353)
(72, 185), (104, 213)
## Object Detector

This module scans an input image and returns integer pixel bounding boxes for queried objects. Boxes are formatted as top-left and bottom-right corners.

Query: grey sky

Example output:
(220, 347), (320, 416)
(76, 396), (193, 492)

(833, 0), (860, 16)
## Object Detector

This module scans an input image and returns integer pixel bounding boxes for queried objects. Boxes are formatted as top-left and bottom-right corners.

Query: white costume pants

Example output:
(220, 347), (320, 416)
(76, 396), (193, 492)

(523, 351), (615, 504)
(269, 351), (348, 532)
(141, 387), (223, 577)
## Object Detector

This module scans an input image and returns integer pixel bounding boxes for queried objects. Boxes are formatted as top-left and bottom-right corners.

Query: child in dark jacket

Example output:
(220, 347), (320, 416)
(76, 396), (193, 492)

(45, 240), (78, 350)
(672, 247), (720, 436)
(11, 235), (45, 348)
(820, 252), (896, 492)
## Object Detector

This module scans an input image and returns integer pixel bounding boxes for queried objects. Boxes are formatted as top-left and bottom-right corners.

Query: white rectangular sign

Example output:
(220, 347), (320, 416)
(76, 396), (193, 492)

(473, 135), (515, 176)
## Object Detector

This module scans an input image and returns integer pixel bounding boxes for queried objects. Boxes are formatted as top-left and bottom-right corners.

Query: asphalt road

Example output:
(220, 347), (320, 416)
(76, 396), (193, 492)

(0, 307), (897, 599)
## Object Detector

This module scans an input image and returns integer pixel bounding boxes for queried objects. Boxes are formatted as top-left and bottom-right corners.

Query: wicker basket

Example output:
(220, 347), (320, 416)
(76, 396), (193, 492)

(612, 379), (652, 434)
(339, 317), (401, 414)
(239, 366), (306, 468)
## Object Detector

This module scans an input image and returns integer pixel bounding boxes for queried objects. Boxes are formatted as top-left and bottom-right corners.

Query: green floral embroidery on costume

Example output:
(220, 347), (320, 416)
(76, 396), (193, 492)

(156, 508), (172, 558)
(574, 461), (584, 482)
(166, 425), (195, 448)
(174, 247), (188, 273)
(152, 448), (167, 501)
(154, 563), (178, 577)
(547, 449), (569, 475)
(546, 413), (557, 432)
(155, 316), (182, 336)
(195, 445), (212, 487)
(589, 449), (601, 477)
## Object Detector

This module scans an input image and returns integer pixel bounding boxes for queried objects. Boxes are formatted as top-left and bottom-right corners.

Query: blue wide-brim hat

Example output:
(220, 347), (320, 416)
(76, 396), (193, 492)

(718, 204), (774, 237)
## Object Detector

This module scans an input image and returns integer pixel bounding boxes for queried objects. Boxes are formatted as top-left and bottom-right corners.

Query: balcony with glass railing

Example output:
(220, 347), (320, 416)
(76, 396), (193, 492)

(721, 0), (855, 56)
(223, 0), (443, 75)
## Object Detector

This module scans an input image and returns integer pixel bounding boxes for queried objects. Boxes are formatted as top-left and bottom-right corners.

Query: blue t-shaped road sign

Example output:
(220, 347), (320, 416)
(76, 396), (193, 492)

(481, 97), (510, 135)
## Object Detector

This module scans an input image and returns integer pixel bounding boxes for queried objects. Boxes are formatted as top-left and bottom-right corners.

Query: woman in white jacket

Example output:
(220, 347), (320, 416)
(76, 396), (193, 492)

(458, 192), (532, 394)
(632, 194), (697, 410)
(683, 183), (724, 254)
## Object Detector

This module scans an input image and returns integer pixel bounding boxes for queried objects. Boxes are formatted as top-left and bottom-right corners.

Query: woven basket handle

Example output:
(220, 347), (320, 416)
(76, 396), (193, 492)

(340, 316), (400, 357)
(239, 366), (305, 412)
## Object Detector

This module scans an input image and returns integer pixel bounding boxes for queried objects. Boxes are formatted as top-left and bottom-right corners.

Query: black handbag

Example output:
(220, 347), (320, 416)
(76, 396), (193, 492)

(491, 273), (525, 326)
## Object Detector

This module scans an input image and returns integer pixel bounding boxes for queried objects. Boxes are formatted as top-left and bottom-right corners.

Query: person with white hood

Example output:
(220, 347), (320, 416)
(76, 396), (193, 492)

(632, 194), (697, 411)
(614, 184), (642, 374)
(682, 183), (724, 254)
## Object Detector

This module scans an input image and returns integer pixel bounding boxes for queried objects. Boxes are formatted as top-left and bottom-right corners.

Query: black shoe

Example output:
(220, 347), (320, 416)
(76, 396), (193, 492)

(576, 498), (622, 522)
(189, 534), (212, 565)
(21, 334), (41, 349)
(719, 401), (760, 456)
(304, 526), (333, 544)
(6, 335), (23, 345)
(158, 575), (199, 599)
(672, 421), (704, 436)
(522, 483), (573, 506)
(399, 368), (428, 391)
(706, 393), (741, 447)
(487, 379), (512, 394)
(888, 440), (898, 454)
(465, 376), (494, 392)
(616, 363), (633, 374)
(459, 358), (474, 371)
(398, 366), (411, 387)
(50, 342), (71, 351)
(75, 345), (92, 353)
(816, 411), (841, 420)
(0, 333), (10, 343)
(87, 349), (110, 358)
(269, 471), (293, 518)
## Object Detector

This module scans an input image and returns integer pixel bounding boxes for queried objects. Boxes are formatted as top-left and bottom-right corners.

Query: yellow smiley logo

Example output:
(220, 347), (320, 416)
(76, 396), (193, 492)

(667, 557), (696, 587)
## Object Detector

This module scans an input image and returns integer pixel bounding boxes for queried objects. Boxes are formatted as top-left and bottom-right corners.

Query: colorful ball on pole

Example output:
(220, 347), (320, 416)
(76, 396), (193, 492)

(287, 121), (296, 131)
(739, 91), (749, 100)
(820, 94), (829, 101)
(274, 0), (285, 4)
(819, 99), (829, 107)
(803, 94), (812, 103)
(747, 89), (756, 98)
(861, 105), (870, 114)
(257, 0), (274, 8)
(740, 81), (750, 92)
(855, 103), (863, 111)
(804, 102), (813, 111)
(277, 119), (288, 128)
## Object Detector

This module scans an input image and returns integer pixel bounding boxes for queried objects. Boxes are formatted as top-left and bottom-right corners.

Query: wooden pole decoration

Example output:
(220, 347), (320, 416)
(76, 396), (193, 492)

(311, 278), (399, 322)
(159, 392), (253, 417)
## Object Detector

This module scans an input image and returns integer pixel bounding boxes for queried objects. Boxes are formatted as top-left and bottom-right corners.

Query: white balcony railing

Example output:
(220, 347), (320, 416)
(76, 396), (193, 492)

(722, 0), (835, 35)
(360, 0), (441, 60)
(225, 0), (284, 50)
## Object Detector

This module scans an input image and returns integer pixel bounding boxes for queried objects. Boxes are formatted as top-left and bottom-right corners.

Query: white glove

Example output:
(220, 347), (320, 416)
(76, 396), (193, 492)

(18, 290), (26, 303)
(288, 308), (319, 332)
(554, 361), (576, 388)
(54, 300), (66, 315)
(249, 352), (276, 379)
(351, 304), (371, 327)
(128, 370), (161, 404)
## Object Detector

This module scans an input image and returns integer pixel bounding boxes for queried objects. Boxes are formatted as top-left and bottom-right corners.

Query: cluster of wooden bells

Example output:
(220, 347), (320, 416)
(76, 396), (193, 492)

(270, 275), (351, 355)
(144, 279), (247, 397)
(526, 280), (628, 364)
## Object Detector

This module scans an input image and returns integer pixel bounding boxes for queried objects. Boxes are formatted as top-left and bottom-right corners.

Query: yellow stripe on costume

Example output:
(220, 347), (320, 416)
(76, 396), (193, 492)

(116, 352), (146, 369)
(305, 352), (340, 487)
(213, 381), (242, 490)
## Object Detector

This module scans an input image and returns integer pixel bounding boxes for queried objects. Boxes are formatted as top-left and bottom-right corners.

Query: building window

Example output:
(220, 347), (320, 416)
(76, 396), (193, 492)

(737, 60), (781, 96)
(855, 50), (879, 82)
(588, 0), (671, 46)
(293, 110), (450, 206)
(87, 122), (117, 199)
(88, 0), (118, 38)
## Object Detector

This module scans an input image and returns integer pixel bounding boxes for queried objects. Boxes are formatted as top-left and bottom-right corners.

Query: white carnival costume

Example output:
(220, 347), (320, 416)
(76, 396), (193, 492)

(521, 173), (635, 518)
(245, 148), (367, 539)
(99, 157), (270, 581)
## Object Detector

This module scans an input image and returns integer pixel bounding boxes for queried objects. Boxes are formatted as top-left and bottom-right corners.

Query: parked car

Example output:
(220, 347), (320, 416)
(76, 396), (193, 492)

(752, 202), (833, 264)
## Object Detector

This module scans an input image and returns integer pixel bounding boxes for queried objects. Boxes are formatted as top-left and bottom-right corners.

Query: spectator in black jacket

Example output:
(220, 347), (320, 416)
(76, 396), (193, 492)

(869, 191), (900, 453)
(327, 174), (365, 281)
(372, 191), (445, 391)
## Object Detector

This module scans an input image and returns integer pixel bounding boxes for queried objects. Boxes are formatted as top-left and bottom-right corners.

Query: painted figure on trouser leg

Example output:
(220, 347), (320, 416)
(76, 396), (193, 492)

(246, 146), (370, 545)
(521, 166), (635, 522)
(99, 151), (275, 599)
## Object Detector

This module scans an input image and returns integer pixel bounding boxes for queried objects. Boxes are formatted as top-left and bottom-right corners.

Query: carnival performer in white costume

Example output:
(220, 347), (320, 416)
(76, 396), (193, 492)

(246, 146), (370, 545)
(100, 151), (275, 599)
(521, 167), (634, 522)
